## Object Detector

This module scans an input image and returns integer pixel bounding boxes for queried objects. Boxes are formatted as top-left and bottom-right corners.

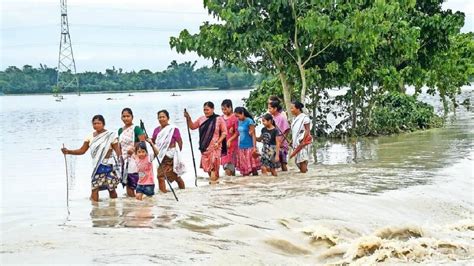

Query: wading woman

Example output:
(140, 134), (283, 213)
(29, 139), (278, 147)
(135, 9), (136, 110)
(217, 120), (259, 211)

(61, 115), (122, 201)
(118, 108), (145, 197)
(151, 110), (186, 193)
(234, 107), (260, 176)
(268, 101), (290, 171)
(221, 99), (239, 176)
(290, 101), (312, 173)
(184, 102), (227, 184)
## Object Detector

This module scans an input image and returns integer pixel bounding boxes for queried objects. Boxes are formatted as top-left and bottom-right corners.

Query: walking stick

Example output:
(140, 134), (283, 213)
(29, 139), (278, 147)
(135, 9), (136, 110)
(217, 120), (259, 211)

(62, 144), (70, 215)
(140, 120), (179, 201)
(184, 108), (198, 187)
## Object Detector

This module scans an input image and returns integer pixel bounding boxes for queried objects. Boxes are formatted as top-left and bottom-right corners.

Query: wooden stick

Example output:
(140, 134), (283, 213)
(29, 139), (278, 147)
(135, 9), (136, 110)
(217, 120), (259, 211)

(185, 108), (198, 187)
(63, 144), (70, 215)
(140, 120), (178, 201)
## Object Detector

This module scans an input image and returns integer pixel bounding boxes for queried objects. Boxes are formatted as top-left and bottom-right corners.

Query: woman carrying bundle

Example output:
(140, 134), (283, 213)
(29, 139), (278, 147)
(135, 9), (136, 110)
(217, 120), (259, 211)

(61, 115), (122, 202)
(184, 102), (227, 184)
(151, 110), (186, 193)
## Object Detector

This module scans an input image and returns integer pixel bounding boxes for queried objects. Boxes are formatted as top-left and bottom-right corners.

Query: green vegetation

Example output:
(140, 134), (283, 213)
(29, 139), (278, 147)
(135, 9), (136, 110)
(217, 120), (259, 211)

(171, 0), (473, 137)
(0, 61), (258, 94)
(370, 92), (443, 136)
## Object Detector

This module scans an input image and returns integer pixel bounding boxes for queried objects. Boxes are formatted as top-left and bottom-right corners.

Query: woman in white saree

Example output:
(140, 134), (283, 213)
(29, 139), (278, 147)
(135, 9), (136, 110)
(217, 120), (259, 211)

(290, 101), (312, 173)
(151, 110), (186, 193)
(61, 115), (122, 201)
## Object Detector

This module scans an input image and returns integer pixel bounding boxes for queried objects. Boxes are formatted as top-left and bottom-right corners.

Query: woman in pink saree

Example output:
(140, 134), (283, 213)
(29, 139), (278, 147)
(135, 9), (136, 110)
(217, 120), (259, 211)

(184, 101), (227, 184)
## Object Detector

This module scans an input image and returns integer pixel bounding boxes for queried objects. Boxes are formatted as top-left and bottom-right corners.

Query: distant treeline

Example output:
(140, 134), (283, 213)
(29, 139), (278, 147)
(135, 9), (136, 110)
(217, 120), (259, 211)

(0, 60), (260, 94)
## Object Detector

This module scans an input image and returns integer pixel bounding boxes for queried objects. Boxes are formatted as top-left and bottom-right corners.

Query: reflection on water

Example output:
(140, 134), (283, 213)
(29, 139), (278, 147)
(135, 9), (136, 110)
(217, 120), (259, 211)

(90, 201), (120, 228)
(90, 198), (179, 229)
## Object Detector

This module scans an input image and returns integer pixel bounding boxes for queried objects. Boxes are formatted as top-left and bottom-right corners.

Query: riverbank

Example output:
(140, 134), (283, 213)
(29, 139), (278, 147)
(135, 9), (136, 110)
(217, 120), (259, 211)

(0, 86), (254, 96)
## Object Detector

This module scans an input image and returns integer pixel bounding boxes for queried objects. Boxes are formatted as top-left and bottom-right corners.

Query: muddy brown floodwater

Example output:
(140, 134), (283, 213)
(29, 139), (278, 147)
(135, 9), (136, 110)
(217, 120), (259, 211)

(1, 88), (473, 264)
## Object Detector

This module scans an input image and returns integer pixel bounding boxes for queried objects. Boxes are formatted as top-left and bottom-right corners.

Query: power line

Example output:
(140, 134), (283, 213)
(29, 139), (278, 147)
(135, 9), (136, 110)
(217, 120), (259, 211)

(5, 4), (207, 15)
(69, 5), (207, 15)
(1, 24), (194, 32)
(3, 42), (171, 49)
(70, 24), (186, 32)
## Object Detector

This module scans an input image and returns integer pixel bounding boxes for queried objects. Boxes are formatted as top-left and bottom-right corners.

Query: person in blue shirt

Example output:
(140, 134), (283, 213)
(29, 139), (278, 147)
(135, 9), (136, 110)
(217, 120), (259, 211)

(234, 107), (261, 176)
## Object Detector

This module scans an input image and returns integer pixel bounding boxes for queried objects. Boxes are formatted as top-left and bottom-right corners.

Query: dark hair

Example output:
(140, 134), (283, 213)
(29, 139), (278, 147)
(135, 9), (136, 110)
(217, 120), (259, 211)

(121, 108), (133, 117)
(221, 99), (233, 109)
(292, 100), (304, 111)
(137, 141), (148, 153)
(268, 95), (281, 103)
(157, 109), (169, 119)
(234, 107), (254, 122)
(203, 101), (214, 109)
(269, 100), (283, 112)
(262, 113), (276, 126)
(92, 115), (105, 125)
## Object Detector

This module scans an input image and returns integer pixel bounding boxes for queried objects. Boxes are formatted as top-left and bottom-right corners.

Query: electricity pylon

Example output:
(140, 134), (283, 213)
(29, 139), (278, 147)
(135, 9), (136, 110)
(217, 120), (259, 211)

(57, 0), (79, 95)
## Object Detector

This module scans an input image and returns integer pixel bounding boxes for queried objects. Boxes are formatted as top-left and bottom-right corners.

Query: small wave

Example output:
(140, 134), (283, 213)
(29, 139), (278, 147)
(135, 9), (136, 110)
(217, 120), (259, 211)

(300, 225), (339, 246)
(448, 219), (474, 231)
(374, 225), (423, 240)
(176, 216), (230, 235)
(264, 239), (312, 255)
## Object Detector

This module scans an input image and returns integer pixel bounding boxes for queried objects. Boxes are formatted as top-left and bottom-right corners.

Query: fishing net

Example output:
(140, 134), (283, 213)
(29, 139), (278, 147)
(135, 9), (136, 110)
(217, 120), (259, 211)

(64, 154), (77, 189)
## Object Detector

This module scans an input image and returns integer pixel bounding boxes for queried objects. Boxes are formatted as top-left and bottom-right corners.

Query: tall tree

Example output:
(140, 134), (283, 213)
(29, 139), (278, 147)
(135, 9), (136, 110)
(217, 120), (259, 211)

(170, 0), (418, 114)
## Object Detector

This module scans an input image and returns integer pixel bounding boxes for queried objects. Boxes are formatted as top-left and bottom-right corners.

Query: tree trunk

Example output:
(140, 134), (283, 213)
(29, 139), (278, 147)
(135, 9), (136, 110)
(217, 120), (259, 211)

(365, 84), (377, 133)
(278, 71), (293, 117)
(440, 90), (449, 117)
(312, 86), (318, 137)
(351, 86), (357, 133)
(312, 86), (318, 164)
(298, 59), (307, 104)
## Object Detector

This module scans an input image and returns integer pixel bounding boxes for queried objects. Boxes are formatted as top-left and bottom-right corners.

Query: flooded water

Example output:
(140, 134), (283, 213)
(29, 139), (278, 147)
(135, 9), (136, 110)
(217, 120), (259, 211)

(1, 88), (473, 264)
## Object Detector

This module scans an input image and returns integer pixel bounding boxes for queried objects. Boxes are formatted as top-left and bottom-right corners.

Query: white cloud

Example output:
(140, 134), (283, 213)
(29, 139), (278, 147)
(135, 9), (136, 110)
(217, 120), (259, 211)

(1, 0), (473, 71)
(443, 0), (474, 14)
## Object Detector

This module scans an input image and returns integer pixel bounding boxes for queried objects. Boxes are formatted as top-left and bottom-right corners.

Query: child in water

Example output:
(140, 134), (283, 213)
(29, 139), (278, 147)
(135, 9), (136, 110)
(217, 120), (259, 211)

(257, 114), (281, 176)
(129, 140), (159, 200)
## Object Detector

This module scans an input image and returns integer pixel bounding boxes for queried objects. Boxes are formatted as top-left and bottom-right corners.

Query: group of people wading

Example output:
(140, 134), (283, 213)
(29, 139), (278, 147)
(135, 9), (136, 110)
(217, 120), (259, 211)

(61, 96), (312, 201)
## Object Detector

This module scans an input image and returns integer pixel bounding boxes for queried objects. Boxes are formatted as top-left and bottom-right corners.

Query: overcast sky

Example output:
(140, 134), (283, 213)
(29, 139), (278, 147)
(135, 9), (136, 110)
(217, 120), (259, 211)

(1, 0), (473, 72)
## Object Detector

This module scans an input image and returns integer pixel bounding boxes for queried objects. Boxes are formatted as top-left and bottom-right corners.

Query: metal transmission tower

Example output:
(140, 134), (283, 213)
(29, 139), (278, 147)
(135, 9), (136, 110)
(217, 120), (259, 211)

(57, 0), (79, 95)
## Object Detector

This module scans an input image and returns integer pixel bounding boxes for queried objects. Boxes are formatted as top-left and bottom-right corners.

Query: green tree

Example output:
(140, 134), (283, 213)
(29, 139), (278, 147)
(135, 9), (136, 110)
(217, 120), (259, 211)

(170, 0), (419, 116)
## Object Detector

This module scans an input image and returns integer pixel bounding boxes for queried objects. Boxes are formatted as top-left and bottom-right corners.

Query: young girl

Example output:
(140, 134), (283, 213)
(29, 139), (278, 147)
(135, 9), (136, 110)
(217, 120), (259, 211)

(118, 108), (145, 197)
(221, 99), (239, 176)
(257, 114), (281, 176)
(129, 140), (159, 200)
(268, 101), (290, 171)
(234, 107), (260, 176)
